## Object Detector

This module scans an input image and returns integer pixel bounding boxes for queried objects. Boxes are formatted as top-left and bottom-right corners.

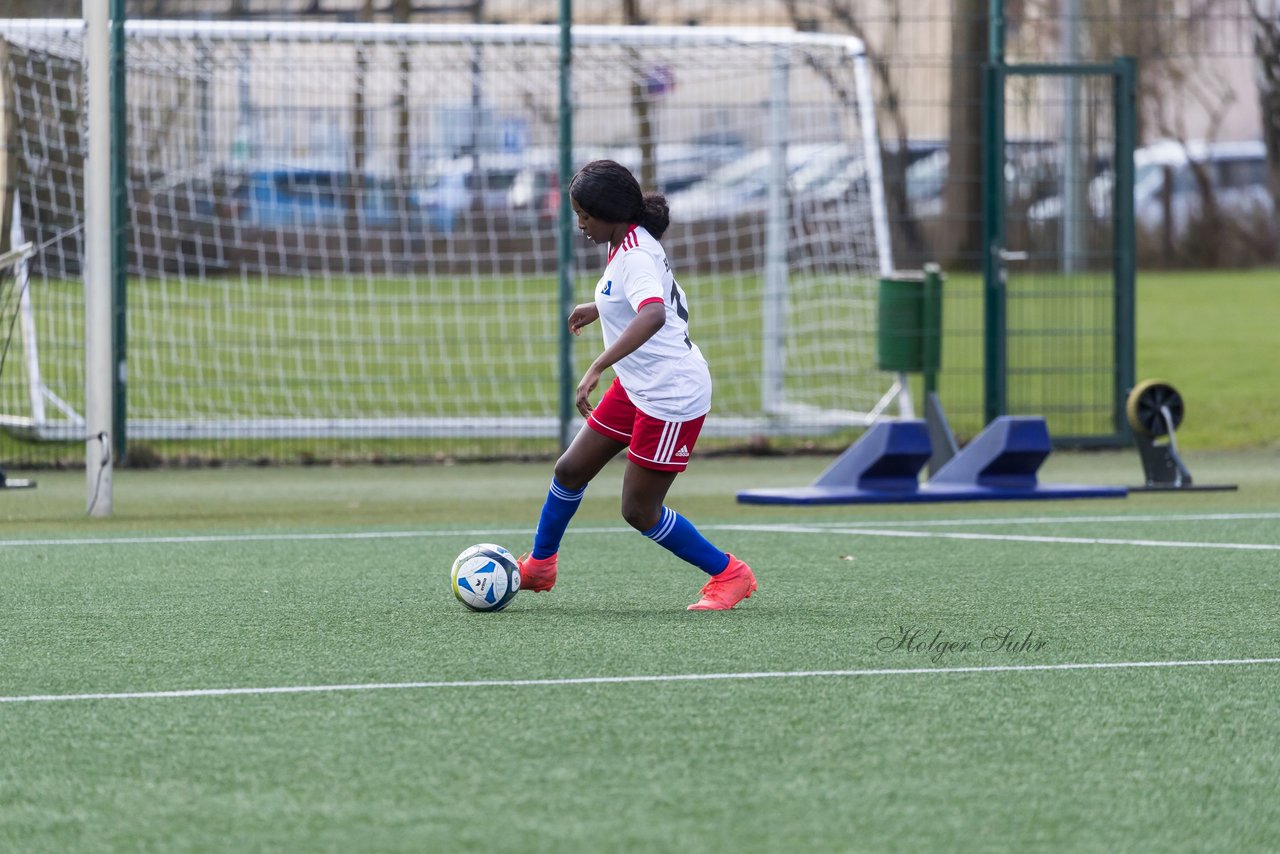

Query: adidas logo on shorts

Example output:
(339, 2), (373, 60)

(675, 445), (689, 458)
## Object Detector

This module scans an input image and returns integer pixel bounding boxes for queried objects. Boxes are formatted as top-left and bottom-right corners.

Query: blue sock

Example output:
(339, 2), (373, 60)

(642, 507), (731, 575)
(532, 478), (585, 559)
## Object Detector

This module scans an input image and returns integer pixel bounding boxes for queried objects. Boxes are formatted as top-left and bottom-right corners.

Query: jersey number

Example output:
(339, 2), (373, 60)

(670, 282), (692, 349)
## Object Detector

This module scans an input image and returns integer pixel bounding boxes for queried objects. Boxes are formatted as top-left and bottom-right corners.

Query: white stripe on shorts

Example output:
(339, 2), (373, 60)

(656, 420), (680, 463)
(588, 413), (631, 441)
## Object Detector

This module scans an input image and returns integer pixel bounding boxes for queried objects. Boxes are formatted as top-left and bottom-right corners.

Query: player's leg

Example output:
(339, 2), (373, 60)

(621, 417), (756, 611)
(520, 382), (630, 590)
(552, 421), (627, 492)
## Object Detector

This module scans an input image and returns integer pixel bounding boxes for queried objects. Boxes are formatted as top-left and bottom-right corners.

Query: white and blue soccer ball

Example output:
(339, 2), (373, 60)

(451, 543), (521, 612)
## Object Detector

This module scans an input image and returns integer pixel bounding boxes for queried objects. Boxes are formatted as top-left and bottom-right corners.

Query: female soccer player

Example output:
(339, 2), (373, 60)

(518, 159), (757, 611)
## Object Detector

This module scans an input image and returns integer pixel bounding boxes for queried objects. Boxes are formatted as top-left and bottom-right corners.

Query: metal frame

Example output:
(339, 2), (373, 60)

(982, 56), (1137, 446)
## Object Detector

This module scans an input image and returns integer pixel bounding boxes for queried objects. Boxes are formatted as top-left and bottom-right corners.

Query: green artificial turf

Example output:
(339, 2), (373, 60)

(1134, 268), (1280, 450)
(2, 454), (1278, 851)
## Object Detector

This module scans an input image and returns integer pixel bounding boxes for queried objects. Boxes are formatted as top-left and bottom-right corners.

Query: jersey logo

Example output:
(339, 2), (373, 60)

(601, 279), (612, 296)
(675, 445), (689, 458)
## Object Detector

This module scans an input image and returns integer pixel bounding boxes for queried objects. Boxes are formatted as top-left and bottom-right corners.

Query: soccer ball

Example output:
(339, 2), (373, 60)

(450, 543), (521, 612)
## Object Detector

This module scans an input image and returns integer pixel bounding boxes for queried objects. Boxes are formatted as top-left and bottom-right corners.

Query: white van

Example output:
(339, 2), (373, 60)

(1044, 139), (1273, 236)
(1080, 140), (1269, 235)
(1129, 140), (1271, 235)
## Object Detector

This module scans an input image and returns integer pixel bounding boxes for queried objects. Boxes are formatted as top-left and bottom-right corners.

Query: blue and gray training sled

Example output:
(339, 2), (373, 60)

(736, 416), (1127, 505)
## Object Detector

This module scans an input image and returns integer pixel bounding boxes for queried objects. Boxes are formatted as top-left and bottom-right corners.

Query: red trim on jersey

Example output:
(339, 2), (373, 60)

(636, 296), (664, 310)
(606, 225), (638, 265)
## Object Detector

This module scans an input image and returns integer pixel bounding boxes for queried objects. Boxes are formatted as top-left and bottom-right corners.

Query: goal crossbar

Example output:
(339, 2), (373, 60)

(13, 19), (867, 54)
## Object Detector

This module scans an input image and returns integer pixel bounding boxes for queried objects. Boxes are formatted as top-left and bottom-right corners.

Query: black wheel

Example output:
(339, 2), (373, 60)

(1126, 379), (1184, 438)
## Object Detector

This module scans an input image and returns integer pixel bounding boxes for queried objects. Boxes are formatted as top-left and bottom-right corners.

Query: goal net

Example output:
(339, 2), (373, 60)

(0, 238), (40, 487)
(0, 19), (892, 454)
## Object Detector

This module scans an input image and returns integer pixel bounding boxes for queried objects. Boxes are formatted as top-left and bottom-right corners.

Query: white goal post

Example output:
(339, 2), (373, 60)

(0, 18), (898, 447)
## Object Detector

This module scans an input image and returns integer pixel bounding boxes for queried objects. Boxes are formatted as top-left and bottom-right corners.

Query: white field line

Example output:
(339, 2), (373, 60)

(715, 524), (1280, 552)
(772, 512), (1280, 528)
(3, 657), (1279, 705)
(1, 511), (1278, 550)
(0, 528), (549, 548)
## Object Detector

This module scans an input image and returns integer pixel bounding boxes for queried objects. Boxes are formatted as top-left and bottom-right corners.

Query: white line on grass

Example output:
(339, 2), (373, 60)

(2, 511), (1278, 550)
(715, 524), (1280, 551)
(3, 658), (1278, 705)
(0, 528), (552, 548)
(770, 512), (1280, 528)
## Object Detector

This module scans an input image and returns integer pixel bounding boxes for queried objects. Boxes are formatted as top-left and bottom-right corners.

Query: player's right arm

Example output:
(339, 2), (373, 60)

(574, 301), (665, 416)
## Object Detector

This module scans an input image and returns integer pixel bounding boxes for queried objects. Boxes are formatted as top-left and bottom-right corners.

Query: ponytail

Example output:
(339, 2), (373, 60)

(638, 192), (670, 240)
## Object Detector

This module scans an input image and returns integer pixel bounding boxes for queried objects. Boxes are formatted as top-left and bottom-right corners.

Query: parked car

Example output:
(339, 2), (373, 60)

(1029, 139), (1272, 237)
(667, 143), (861, 221)
(231, 161), (420, 228)
(904, 147), (950, 220)
(798, 138), (936, 204)
(416, 152), (535, 230)
(907, 140), (1072, 221)
(1128, 139), (1271, 235)
(510, 142), (748, 217)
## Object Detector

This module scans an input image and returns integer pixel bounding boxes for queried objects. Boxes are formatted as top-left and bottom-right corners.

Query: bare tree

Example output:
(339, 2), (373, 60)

(1085, 0), (1236, 145)
(1076, 0), (1256, 148)
(945, 0), (988, 268)
(1085, 0), (1264, 264)
(1249, 0), (1280, 217)
(778, 0), (928, 265)
(623, 0), (658, 191)
(347, 0), (375, 232)
(394, 0), (414, 222)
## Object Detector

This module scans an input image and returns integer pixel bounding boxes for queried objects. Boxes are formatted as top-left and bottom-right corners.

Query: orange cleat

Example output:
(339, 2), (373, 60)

(687, 555), (757, 611)
(517, 552), (558, 592)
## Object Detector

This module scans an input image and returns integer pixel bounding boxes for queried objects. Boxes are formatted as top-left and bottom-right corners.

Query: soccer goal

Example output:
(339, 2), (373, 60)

(0, 18), (895, 449)
(0, 237), (39, 489)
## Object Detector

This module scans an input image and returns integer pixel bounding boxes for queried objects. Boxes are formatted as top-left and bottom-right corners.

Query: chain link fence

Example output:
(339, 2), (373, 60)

(1, 1), (1274, 470)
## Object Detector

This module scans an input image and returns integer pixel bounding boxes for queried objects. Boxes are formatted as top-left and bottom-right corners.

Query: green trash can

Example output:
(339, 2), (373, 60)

(877, 265), (943, 388)
(878, 271), (926, 372)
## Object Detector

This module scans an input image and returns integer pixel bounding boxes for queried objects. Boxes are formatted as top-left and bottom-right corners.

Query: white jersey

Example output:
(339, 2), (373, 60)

(594, 225), (712, 421)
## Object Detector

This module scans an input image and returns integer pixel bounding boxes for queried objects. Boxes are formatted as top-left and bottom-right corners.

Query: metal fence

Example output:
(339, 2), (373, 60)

(1, 1), (1273, 470)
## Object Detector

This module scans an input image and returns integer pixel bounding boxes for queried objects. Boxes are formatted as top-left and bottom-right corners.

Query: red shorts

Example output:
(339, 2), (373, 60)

(587, 378), (706, 472)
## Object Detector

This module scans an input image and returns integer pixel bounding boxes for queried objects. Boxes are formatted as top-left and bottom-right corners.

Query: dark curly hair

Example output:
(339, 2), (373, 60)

(569, 159), (670, 239)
